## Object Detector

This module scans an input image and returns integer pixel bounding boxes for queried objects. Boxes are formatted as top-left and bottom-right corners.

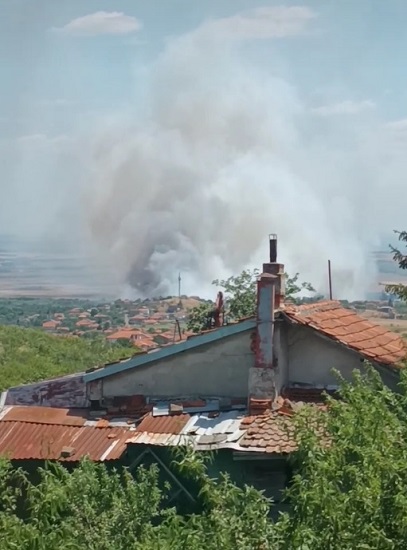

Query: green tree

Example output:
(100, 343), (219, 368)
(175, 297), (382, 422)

(282, 367), (407, 549)
(0, 453), (278, 549)
(187, 269), (314, 333)
(386, 229), (407, 300)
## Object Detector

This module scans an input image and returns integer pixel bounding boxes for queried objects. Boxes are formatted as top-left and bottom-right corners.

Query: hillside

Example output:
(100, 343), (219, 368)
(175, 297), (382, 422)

(0, 326), (135, 391)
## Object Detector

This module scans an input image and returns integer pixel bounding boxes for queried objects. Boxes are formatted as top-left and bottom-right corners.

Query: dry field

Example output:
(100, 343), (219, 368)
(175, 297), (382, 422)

(361, 312), (407, 338)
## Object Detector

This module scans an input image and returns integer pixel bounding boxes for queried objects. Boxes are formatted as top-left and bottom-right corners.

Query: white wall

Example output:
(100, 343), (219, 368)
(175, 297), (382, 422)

(102, 331), (253, 399)
(286, 325), (362, 386)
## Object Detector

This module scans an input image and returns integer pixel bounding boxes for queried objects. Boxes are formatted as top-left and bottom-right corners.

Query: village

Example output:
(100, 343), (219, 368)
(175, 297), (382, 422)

(40, 297), (200, 351)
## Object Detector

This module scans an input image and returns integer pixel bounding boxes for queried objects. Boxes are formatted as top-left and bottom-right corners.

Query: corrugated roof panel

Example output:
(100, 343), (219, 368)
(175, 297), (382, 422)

(0, 422), (130, 462)
(180, 411), (244, 436)
(1, 406), (87, 426)
(136, 414), (190, 435)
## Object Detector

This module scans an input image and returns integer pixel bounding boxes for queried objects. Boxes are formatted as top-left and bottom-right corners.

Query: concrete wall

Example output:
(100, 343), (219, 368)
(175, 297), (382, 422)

(102, 331), (253, 399)
(286, 324), (362, 386)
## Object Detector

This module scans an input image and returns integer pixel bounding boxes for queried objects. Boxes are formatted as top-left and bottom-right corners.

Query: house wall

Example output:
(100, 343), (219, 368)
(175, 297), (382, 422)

(274, 323), (289, 392)
(286, 324), (364, 386)
(102, 331), (253, 399)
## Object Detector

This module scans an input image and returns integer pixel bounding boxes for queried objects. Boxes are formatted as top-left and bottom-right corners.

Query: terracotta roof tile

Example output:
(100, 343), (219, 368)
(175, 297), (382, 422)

(240, 412), (297, 454)
(240, 396), (327, 454)
(284, 301), (406, 367)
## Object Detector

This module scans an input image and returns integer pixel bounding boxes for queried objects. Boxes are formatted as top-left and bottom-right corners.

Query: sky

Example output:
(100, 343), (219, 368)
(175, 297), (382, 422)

(1, 0), (407, 298)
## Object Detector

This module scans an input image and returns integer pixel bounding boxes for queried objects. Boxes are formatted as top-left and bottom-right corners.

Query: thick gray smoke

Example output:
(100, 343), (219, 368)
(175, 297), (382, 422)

(5, 8), (407, 298)
(80, 18), (407, 299)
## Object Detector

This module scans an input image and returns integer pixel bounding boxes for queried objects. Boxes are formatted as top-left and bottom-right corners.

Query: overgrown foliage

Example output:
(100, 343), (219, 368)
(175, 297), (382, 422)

(0, 326), (135, 390)
(188, 269), (315, 332)
(0, 453), (278, 550)
(283, 367), (407, 549)
(1, 368), (407, 547)
(387, 229), (407, 300)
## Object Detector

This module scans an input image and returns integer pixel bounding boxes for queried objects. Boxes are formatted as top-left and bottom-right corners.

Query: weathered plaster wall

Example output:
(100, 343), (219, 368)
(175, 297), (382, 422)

(3, 373), (87, 408)
(102, 331), (253, 399)
(286, 324), (362, 386)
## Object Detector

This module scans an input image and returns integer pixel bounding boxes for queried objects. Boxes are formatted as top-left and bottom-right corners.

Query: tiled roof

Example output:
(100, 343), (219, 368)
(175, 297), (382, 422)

(240, 412), (296, 454)
(240, 397), (327, 454)
(284, 301), (406, 366)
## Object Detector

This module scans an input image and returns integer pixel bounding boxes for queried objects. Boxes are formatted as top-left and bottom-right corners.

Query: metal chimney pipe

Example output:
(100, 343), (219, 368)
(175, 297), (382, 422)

(269, 234), (277, 262)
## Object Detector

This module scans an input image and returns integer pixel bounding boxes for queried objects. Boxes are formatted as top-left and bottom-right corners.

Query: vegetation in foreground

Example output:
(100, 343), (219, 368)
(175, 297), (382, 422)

(0, 326), (135, 390)
(1, 368), (407, 548)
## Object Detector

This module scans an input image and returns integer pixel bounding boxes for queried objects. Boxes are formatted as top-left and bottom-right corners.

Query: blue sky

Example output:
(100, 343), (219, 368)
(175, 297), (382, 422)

(1, 1), (407, 297)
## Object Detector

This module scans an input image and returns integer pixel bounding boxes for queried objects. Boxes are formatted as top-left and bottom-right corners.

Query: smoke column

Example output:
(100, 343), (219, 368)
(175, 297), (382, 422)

(82, 18), (407, 299)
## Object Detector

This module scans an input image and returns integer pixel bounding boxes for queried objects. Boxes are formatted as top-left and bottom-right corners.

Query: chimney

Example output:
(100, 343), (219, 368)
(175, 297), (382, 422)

(262, 234), (285, 308)
(248, 235), (284, 411)
(269, 233), (277, 262)
(248, 272), (277, 406)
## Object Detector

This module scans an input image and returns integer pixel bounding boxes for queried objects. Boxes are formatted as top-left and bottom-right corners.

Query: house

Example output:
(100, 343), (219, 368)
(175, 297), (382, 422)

(0, 236), (405, 506)
(53, 313), (65, 321)
(42, 320), (60, 332)
(68, 308), (82, 317)
(106, 328), (157, 350)
(75, 319), (98, 330)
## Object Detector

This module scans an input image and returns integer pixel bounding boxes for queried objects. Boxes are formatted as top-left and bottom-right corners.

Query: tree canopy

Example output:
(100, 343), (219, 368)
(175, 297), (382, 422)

(0, 326), (135, 390)
(386, 230), (407, 301)
(188, 269), (315, 333)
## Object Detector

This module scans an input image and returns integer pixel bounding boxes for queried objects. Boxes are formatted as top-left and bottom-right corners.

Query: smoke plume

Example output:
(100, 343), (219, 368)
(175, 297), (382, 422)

(82, 19), (407, 299)
(4, 8), (407, 299)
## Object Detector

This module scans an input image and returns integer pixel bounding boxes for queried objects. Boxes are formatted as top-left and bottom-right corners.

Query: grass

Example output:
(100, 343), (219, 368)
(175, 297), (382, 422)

(0, 326), (135, 391)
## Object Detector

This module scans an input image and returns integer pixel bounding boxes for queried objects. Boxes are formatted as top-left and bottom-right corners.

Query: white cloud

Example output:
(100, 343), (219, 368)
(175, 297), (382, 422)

(53, 11), (141, 36)
(311, 100), (376, 116)
(201, 6), (317, 40)
(385, 118), (407, 132)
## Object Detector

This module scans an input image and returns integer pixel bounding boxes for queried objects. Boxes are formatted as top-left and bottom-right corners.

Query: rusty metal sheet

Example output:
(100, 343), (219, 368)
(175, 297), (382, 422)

(136, 414), (190, 434)
(0, 421), (131, 462)
(1, 406), (87, 426)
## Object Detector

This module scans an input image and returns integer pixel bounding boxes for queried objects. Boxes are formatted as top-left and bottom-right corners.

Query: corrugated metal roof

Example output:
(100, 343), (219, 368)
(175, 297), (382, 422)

(0, 422), (131, 461)
(136, 414), (190, 434)
(127, 411), (247, 450)
(0, 406), (88, 426)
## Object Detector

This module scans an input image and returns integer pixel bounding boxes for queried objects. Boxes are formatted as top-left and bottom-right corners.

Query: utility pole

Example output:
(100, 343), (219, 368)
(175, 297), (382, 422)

(328, 260), (333, 300)
(178, 273), (182, 307)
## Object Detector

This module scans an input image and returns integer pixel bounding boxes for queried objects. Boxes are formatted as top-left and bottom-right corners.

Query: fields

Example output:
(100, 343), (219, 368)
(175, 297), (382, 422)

(361, 311), (407, 338)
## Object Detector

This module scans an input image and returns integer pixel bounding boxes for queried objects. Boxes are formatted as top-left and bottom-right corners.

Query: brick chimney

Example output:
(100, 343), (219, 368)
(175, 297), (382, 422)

(248, 235), (285, 411)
